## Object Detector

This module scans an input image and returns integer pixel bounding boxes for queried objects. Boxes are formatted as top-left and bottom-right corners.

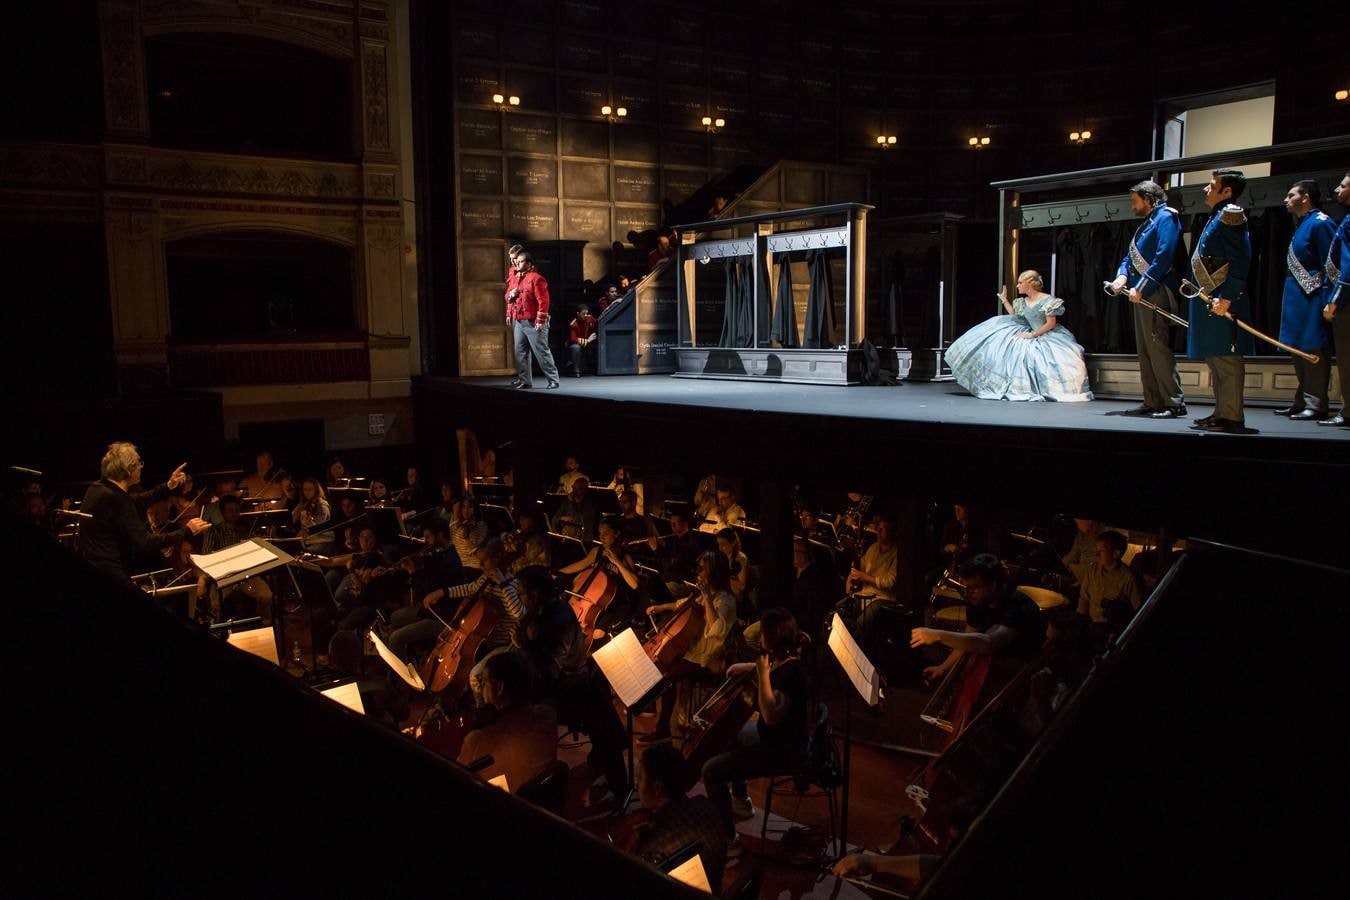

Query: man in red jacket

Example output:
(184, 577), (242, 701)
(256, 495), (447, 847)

(567, 303), (597, 377)
(506, 251), (561, 389)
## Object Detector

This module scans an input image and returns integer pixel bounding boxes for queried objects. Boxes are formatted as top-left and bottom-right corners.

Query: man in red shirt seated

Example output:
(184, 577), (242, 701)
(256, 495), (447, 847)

(567, 303), (598, 377)
(457, 651), (558, 794)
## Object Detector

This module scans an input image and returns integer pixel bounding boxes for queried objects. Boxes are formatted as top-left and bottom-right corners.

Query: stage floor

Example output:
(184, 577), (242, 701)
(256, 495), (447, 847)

(440, 375), (1350, 444)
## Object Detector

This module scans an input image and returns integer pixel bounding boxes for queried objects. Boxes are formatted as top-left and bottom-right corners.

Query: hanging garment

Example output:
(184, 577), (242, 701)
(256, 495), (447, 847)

(803, 250), (836, 349)
(770, 255), (800, 347)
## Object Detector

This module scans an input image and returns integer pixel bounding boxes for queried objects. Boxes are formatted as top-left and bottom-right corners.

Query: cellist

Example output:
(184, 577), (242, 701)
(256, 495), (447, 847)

(420, 538), (526, 703)
(701, 608), (811, 864)
(637, 551), (737, 745)
(557, 515), (641, 640)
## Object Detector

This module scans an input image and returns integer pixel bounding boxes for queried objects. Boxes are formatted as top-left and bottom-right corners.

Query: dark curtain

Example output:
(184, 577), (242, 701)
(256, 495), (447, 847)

(718, 259), (753, 348)
(803, 250), (836, 348)
(770, 256), (799, 347)
(677, 261), (690, 343)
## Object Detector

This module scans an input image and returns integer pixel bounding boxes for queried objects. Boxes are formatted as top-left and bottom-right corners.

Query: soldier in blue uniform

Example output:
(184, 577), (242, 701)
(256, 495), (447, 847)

(1109, 180), (1186, 418)
(1319, 172), (1350, 427)
(1276, 180), (1336, 420)
(1188, 169), (1254, 434)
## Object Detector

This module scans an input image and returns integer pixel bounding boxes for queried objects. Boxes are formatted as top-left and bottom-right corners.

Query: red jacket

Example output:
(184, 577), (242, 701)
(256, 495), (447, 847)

(569, 314), (597, 345)
(509, 270), (550, 324)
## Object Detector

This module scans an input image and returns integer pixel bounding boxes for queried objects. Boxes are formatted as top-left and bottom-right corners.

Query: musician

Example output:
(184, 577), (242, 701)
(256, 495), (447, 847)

(387, 519), (463, 661)
(324, 458), (347, 490)
(551, 476), (598, 546)
(638, 551), (738, 745)
(434, 479), (457, 522)
(1108, 180), (1187, 418)
(1276, 180), (1336, 419)
(333, 525), (396, 630)
(702, 609), (811, 862)
(278, 476), (299, 515)
(422, 538), (526, 695)
(367, 477), (392, 506)
(1061, 518), (1106, 581)
(505, 507), (551, 574)
(168, 472), (204, 523)
(698, 487), (745, 533)
(200, 473), (239, 526)
(395, 465), (433, 511)
(457, 650), (558, 794)
(832, 794), (981, 888)
(693, 474), (718, 519)
(1321, 172), (1350, 427)
(631, 744), (727, 893)
(714, 528), (749, 602)
(618, 489), (659, 555)
(1188, 169), (1254, 434)
(608, 467), (645, 513)
(658, 510), (703, 597)
(201, 494), (245, 554)
(450, 496), (489, 569)
(849, 517), (900, 636)
(556, 456), (589, 495)
(597, 283), (622, 314)
(567, 303), (597, 377)
(910, 554), (1046, 683)
(78, 443), (210, 585)
(293, 478), (333, 552)
(507, 250), (561, 390)
(240, 450), (285, 503)
(1075, 531), (1142, 628)
(505, 242), (524, 303)
(558, 515), (641, 637)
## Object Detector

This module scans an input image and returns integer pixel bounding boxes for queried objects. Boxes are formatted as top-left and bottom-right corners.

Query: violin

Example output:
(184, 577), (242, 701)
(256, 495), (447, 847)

(642, 587), (705, 670)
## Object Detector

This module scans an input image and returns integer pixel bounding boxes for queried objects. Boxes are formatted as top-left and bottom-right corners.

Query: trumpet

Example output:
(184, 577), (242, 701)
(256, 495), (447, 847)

(1178, 279), (1321, 364)
(1101, 281), (1189, 328)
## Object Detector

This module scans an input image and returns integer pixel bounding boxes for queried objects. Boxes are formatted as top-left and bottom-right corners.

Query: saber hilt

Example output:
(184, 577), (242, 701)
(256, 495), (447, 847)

(1178, 279), (1321, 364)
(1101, 282), (1190, 328)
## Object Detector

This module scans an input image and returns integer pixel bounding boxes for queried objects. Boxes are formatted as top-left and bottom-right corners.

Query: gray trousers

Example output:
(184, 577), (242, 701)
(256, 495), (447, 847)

(1135, 285), (1184, 410)
(1205, 355), (1245, 422)
(513, 318), (560, 385)
(1290, 351), (1331, 414)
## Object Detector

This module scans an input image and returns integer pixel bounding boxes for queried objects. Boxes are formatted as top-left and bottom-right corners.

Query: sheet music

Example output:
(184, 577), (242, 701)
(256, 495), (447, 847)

(488, 774), (510, 792)
(828, 613), (881, 706)
(227, 627), (279, 665)
(191, 540), (277, 581)
(668, 854), (712, 893)
(369, 629), (427, 691)
(592, 628), (664, 709)
(319, 681), (366, 715)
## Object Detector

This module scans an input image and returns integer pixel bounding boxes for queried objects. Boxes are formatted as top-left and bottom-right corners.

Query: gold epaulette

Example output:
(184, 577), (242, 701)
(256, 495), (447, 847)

(1219, 204), (1247, 226)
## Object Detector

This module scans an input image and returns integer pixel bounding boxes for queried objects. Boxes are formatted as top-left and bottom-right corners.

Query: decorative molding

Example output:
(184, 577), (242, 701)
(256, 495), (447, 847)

(365, 172), (395, 199)
(98, 1), (147, 135)
(106, 149), (361, 199)
(362, 43), (390, 150)
(142, 0), (357, 57)
(0, 143), (102, 189)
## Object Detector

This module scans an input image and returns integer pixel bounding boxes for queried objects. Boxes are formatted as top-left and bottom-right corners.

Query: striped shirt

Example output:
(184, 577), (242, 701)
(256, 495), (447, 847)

(444, 568), (524, 650)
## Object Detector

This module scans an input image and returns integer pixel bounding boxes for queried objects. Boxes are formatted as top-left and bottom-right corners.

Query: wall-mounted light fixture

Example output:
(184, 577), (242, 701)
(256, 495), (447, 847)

(492, 93), (520, 111)
(1069, 130), (1093, 145)
(601, 105), (628, 123)
(968, 135), (991, 149)
(1336, 89), (1348, 103)
(701, 116), (725, 133)
(876, 134), (898, 149)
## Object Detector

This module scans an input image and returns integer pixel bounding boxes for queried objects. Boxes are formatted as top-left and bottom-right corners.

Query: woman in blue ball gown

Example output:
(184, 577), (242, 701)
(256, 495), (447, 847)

(946, 269), (1093, 402)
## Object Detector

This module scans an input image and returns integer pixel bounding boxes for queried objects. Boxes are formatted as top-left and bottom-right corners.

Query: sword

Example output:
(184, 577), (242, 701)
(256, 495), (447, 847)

(1178, 280), (1321, 364)
(1101, 281), (1190, 328)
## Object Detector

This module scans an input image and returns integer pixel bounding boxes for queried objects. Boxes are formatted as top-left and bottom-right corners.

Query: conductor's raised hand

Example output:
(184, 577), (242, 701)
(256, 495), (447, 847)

(167, 462), (189, 490)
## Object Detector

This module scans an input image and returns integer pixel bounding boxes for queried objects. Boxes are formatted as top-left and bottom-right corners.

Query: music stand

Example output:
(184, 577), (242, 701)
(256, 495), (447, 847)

(826, 612), (882, 860)
(592, 628), (667, 808)
(365, 504), (408, 546)
(193, 538), (301, 671)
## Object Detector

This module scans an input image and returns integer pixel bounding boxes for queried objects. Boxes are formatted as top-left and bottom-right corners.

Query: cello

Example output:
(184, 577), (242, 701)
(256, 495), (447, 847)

(421, 576), (502, 696)
(566, 554), (617, 653)
(678, 665), (757, 791)
(642, 586), (705, 670)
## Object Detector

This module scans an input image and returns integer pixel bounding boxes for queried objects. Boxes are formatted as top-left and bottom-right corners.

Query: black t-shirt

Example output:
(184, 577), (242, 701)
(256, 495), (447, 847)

(756, 657), (811, 749)
(968, 587), (1046, 658)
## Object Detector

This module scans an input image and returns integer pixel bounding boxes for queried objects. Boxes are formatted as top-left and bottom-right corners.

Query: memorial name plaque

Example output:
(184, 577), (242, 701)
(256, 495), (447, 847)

(509, 201), (559, 240)
(508, 157), (557, 198)
(504, 67), (556, 111)
(662, 170), (707, 205)
(462, 243), (508, 283)
(458, 109), (501, 150)
(614, 127), (658, 164)
(662, 50), (705, 85)
(456, 66), (501, 105)
(464, 286), (506, 326)
(662, 135), (705, 168)
(460, 200), (504, 238)
(614, 166), (658, 205)
(560, 0), (602, 29)
(560, 78), (607, 116)
(465, 332), (508, 371)
(562, 161), (609, 201)
(710, 58), (749, 92)
(504, 115), (556, 154)
(559, 37), (605, 72)
(615, 206), (659, 237)
(563, 204), (610, 242)
(460, 155), (502, 195)
(757, 66), (791, 96)
(614, 42), (658, 77)
(456, 24), (497, 58)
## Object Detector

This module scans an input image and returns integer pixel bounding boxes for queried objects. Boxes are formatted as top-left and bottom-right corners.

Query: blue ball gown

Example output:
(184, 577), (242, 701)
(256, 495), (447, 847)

(946, 295), (1093, 402)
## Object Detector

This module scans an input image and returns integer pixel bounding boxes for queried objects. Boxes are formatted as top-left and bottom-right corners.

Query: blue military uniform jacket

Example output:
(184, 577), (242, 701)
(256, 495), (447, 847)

(1187, 204), (1254, 359)
(1279, 209), (1335, 350)
(1327, 211), (1349, 309)
(1118, 204), (1182, 299)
